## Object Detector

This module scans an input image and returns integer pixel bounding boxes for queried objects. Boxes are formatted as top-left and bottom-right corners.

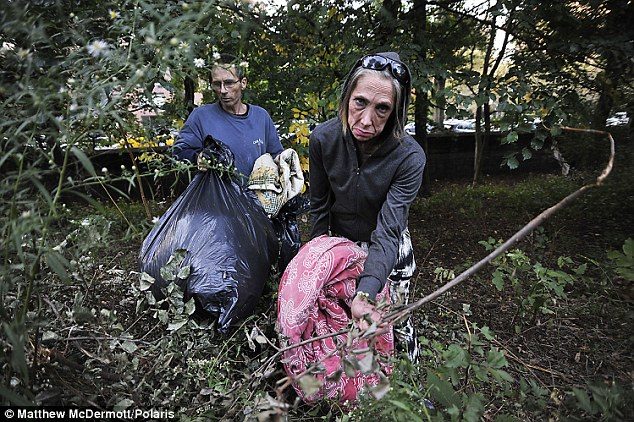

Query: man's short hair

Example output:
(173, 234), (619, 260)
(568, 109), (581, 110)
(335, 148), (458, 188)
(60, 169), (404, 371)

(213, 53), (245, 79)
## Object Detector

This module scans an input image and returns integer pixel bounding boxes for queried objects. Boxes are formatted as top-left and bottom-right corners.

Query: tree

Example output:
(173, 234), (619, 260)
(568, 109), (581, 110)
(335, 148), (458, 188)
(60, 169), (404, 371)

(510, 0), (634, 130)
(471, 1), (514, 185)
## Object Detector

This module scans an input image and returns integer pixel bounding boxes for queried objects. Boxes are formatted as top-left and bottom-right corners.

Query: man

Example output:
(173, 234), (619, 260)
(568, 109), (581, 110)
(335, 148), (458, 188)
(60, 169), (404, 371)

(309, 52), (426, 361)
(173, 55), (283, 181)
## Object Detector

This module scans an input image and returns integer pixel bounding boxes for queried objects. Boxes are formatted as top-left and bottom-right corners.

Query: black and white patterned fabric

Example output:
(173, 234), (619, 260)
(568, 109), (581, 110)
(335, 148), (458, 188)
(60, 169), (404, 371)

(357, 228), (419, 362)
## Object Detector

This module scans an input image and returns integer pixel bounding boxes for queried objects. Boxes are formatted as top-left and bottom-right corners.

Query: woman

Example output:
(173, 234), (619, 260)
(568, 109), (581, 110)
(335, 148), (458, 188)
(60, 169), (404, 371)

(309, 52), (426, 360)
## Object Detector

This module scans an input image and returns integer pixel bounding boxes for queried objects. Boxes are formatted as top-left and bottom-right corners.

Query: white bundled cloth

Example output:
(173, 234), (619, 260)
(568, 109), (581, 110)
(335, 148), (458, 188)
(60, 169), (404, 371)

(247, 148), (304, 217)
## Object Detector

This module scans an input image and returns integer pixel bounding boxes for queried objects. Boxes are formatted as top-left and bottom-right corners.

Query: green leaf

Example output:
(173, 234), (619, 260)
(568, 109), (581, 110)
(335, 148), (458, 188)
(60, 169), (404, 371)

(574, 263), (587, 275)
(480, 326), (494, 340)
(370, 374), (391, 400)
(298, 374), (322, 397)
(446, 104), (457, 117)
(444, 344), (469, 368)
(557, 256), (573, 267)
(113, 398), (134, 411)
(71, 146), (97, 177)
(447, 404), (461, 417)
(623, 238), (634, 256)
(486, 349), (508, 369)
(521, 147), (532, 160)
(427, 370), (460, 409)
(160, 267), (175, 282)
(387, 399), (412, 411)
(491, 369), (514, 383)
(505, 131), (518, 144)
(139, 272), (155, 291)
(177, 265), (191, 280)
(572, 387), (595, 413)
(492, 270), (504, 291)
(473, 365), (489, 382)
(28, 175), (53, 208)
(167, 318), (188, 332)
(45, 250), (69, 281)
(463, 393), (485, 422)
(160, 249), (188, 282)
(156, 309), (168, 323)
(505, 156), (519, 170)
(616, 267), (634, 281)
(3, 321), (28, 381)
(184, 298), (196, 316)
(121, 340), (138, 353)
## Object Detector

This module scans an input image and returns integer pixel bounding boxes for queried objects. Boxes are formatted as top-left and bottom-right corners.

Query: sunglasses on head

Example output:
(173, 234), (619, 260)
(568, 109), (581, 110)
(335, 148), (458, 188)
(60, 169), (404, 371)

(358, 55), (409, 85)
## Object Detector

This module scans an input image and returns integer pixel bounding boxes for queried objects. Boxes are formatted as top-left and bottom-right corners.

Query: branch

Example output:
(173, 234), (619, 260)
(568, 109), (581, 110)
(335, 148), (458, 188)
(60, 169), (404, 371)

(383, 126), (614, 324)
(488, 8), (515, 78)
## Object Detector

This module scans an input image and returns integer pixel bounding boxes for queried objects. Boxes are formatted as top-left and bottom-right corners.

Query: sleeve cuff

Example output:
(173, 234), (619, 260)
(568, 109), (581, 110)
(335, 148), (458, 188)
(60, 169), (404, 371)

(356, 275), (383, 301)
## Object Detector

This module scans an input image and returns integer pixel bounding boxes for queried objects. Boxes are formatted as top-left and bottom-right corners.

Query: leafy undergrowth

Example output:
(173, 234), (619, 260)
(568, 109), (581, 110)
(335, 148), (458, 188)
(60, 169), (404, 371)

(9, 158), (633, 420)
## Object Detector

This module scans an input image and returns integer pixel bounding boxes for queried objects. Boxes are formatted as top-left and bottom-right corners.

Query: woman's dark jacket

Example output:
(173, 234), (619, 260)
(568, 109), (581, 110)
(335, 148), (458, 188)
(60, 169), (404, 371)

(309, 117), (426, 299)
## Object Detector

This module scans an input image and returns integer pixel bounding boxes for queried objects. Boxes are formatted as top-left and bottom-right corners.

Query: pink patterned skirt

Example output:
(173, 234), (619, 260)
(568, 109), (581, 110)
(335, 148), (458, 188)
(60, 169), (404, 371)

(277, 235), (394, 403)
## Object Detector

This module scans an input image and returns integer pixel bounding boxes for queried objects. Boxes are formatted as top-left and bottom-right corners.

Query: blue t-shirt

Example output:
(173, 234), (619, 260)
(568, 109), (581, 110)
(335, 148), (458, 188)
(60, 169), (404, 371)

(173, 102), (283, 177)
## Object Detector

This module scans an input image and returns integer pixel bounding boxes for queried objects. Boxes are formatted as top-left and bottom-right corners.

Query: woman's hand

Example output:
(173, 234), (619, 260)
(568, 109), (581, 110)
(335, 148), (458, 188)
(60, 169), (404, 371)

(351, 293), (383, 331)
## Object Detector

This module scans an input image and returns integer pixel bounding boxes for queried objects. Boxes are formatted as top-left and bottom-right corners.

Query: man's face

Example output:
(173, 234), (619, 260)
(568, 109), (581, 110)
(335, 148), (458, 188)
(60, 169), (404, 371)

(347, 73), (394, 142)
(211, 66), (246, 110)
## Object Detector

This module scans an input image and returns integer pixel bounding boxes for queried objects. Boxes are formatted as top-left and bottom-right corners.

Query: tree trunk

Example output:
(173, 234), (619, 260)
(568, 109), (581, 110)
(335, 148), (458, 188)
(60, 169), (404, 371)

(472, 15), (496, 186)
(184, 76), (196, 117)
(433, 77), (446, 127)
(473, 105), (484, 185)
(473, 9), (513, 186)
(591, 71), (614, 131)
(412, 0), (430, 196)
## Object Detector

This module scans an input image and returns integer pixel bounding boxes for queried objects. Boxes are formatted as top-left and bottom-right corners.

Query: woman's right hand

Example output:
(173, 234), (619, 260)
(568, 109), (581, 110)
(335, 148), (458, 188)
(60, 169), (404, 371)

(351, 293), (383, 331)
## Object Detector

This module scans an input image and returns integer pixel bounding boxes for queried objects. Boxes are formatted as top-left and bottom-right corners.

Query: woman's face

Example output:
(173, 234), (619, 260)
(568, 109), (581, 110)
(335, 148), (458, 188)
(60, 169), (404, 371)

(347, 73), (395, 142)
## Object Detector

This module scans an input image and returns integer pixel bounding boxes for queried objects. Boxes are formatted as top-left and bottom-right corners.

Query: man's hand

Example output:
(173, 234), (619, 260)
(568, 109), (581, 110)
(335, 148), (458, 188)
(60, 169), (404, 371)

(351, 292), (383, 331)
(197, 153), (210, 171)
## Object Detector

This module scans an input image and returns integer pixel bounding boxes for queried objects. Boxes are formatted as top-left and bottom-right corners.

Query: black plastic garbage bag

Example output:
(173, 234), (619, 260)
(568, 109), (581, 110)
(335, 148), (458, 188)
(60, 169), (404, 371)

(271, 194), (310, 272)
(139, 137), (278, 333)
